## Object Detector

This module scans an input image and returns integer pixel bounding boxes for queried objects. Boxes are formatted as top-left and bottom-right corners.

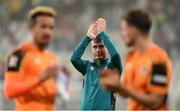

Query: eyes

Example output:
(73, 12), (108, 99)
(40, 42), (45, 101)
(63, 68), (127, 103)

(93, 45), (105, 49)
(40, 24), (54, 30)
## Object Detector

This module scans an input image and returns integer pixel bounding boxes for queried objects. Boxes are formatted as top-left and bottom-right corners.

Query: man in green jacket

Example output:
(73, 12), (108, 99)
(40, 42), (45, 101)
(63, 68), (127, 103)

(70, 18), (122, 110)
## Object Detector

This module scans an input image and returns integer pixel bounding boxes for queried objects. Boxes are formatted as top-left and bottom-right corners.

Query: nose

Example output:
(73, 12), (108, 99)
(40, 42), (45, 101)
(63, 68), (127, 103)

(96, 47), (101, 52)
(45, 28), (52, 35)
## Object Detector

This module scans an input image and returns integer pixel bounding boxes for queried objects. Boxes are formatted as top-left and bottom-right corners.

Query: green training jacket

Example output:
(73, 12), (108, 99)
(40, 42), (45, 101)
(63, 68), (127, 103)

(71, 32), (122, 110)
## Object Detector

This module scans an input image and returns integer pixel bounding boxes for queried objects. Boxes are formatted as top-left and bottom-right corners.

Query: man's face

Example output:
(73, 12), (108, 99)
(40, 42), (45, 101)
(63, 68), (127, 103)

(31, 15), (55, 49)
(120, 20), (137, 47)
(91, 41), (108, 61)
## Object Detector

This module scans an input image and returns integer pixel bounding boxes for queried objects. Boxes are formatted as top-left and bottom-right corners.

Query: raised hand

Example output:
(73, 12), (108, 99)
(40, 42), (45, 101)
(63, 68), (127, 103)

(96, 18), (106, 34)
(87, 23), (98, 40)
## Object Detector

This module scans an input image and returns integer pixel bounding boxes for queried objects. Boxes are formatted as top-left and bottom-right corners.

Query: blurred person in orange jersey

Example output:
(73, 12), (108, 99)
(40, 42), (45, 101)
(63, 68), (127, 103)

(3, 6), (60, 110)
(100, 9), (172, 110)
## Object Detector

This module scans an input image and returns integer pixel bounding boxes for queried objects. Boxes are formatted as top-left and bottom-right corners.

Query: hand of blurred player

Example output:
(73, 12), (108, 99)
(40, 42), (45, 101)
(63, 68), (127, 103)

(100, 69), (121, 92)
(87, 23), (98, 40)
(96, 18), (106, 34)
(38, 63), (60, 83)
(100, 69), (131, 97)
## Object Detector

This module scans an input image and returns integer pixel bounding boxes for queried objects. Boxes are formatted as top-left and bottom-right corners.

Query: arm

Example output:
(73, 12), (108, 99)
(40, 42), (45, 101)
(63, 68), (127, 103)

(70, 36), (91, 75)
(96, 18), (122, 74)
(4, 74), (40, 99)
(71, 23), (97, 75)
(100, 62), (169, 109)
(99, 32), (123, 74)
(4, 51), (59, 99)
(116, 83), (165, 109)
(116, 62), (168, 109)
(100, 69), (165, 109)
(4, 51), (40, 99)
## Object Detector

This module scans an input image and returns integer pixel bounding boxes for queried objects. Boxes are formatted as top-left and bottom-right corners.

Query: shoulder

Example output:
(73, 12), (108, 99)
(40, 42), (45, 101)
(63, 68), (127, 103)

(7, 42), (34, 71)
(8, 42), (33, 58)
(149, 44), (172, 83)
(16, 42), (34, 51)
(7, 49), (28, 72)
(149, 43), (170, 63)
(9, 42), (33, 57)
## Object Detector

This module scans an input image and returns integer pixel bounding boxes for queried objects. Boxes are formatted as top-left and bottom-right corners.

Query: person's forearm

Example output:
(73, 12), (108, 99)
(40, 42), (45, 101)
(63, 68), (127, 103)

(70, 36), (91, 74)
(4, 76), (40, 99)
(99, 32), (123, 73)
(71, 36), (91, 62)
(118, 84), (164, 109)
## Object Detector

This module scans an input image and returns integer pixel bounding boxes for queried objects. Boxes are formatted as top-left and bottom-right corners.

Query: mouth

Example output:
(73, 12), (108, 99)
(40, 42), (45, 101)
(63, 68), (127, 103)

(96, 53), (101, 56)
(42, 35), (51, 42)
(96, 54), (103, 58)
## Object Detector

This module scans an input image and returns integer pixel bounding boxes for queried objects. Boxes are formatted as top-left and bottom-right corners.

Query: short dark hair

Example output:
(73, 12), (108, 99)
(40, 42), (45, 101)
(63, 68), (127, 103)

(28, 6), (56, 26)
(123, 9), (152, 34)
(92, 36), (102, 43)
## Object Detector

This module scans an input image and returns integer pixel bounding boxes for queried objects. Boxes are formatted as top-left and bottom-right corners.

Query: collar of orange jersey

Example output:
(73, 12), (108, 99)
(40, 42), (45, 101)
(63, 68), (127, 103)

(136, 42), (154, 55)
(27, 41), (46, 52)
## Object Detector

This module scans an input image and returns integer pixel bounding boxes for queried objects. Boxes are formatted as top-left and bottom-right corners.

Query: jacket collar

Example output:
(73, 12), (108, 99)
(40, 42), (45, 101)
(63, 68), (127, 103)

(93, 58), (109, 65)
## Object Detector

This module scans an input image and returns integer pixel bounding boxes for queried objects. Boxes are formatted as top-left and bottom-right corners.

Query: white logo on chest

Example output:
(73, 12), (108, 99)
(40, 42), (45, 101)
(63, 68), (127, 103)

(90, 66), (94, 71)
(35, 58), (41, 64)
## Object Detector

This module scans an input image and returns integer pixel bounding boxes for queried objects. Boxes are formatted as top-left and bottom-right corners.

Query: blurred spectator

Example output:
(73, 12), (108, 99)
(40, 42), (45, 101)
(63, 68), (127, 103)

(0, 61), (5, 80)
(0, 0), (179, 58)
(56, 65), (71, 108)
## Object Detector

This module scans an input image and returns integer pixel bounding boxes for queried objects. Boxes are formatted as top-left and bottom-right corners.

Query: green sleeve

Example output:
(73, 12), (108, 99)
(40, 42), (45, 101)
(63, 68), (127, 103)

(99, 31), (123, 74)
(70, 36), (91, 75)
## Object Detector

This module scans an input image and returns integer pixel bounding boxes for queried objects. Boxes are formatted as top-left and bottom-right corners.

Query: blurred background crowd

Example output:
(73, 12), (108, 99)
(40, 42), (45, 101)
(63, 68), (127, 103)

(0, 0), (179, 110)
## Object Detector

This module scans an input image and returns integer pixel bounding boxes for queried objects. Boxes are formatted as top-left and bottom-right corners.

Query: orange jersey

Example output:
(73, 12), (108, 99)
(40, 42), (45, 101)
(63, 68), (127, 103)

(123, 43), (172, 110)
(4, 42), (58, 110)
